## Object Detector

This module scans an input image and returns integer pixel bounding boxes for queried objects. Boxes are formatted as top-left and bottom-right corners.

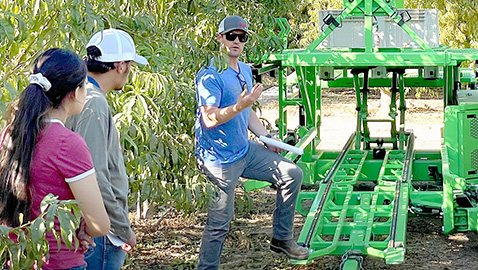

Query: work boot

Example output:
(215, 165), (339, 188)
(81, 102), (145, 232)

(270, 238), (309, 260)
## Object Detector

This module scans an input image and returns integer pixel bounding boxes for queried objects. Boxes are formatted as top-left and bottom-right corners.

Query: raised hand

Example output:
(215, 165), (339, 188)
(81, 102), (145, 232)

(236, 83), (264, 111)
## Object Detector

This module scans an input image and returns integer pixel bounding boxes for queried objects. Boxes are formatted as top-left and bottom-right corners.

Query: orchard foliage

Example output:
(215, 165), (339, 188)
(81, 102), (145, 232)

(0, 0), (308, 216)
(0, 194), (82, 270)
(1, 0), (478, 217)
(405, 0), (478, 49)
(0, 0), (478, 264)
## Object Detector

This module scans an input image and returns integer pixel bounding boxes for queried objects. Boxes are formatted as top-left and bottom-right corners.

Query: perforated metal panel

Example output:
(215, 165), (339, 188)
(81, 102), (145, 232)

(472, 149), (478, 171)
(444, 106), (478, 178)
(467, 116), (478, 176)
(471, 117), (478, 139)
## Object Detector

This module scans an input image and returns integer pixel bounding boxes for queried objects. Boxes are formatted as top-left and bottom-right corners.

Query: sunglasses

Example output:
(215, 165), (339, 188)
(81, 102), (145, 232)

(237, 73), (248, 91)
(224, 32), (249, 43)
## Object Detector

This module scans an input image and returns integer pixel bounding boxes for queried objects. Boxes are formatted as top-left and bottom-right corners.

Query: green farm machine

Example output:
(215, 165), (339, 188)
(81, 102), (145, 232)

(247, 0), (478, 269)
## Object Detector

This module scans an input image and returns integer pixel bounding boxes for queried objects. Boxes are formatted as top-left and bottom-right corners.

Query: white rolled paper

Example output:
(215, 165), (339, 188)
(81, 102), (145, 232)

(107, 232), (127, 247)
(259, 136), (304, 155)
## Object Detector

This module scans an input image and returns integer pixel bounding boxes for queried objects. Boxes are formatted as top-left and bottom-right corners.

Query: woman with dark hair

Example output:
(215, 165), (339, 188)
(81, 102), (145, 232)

(0, 48), (110, 270)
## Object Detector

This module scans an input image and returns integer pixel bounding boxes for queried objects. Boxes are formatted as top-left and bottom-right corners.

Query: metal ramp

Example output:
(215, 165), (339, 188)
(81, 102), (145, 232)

(294, 133), (413, 269)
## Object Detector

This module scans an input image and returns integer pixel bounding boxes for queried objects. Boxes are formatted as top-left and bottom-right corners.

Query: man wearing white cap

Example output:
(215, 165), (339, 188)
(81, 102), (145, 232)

(195, 15), (309, 270)
(66, 28), (147, 270)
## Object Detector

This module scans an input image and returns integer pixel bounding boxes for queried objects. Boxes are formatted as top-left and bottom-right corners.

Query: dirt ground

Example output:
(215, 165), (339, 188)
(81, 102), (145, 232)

(124, 87), (478, 270)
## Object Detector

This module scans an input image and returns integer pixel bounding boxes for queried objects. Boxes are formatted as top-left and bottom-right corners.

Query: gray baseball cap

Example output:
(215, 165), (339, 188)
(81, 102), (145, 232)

(218, 15), (249, 34)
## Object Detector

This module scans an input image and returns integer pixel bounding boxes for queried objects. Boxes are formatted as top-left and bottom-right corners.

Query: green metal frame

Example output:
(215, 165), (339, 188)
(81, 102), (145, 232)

(246, 0), (478, 269)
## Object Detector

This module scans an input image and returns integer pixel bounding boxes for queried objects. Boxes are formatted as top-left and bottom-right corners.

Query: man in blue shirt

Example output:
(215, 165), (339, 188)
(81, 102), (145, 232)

(195, 15), (309, 269)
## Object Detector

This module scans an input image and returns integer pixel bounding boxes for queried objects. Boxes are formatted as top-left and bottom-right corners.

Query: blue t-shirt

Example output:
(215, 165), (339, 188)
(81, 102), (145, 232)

(195, 61), (253, 166)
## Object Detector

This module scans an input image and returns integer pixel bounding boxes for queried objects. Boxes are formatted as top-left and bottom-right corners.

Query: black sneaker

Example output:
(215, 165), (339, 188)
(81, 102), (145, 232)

(270, 238), (309, 260)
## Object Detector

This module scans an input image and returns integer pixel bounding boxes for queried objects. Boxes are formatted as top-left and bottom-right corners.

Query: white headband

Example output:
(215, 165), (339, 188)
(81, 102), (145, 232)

(29, 73), (51, 92)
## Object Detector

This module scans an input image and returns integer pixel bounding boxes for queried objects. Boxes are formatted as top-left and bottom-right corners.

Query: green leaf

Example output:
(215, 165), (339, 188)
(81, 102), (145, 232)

(2, 79), (17, 101)
(0, 17), (14, 41)
(141, 180), (152, 201)
(58, 211), (75, 250)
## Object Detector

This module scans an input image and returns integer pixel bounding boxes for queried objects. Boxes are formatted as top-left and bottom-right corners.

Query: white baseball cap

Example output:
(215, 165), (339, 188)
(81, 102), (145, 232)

(86, 29), (148, 65)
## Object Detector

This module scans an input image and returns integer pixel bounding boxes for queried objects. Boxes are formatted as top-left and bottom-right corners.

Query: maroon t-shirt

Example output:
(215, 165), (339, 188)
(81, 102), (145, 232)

(30, 120), (95, 269)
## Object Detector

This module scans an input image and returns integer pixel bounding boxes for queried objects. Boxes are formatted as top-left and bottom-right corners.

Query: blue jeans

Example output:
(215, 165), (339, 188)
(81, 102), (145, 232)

(84, 236), (126, 270)
(196, 141), (303, 270)
(61, 266), (87, 270)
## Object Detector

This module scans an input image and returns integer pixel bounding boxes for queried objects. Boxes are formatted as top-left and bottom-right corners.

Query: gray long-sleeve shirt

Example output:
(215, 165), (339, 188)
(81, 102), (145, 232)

(66, 81), (132, 242)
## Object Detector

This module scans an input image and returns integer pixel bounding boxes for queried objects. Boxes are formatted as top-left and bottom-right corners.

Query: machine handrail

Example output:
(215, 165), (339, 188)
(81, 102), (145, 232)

(389, 132), (414, 248)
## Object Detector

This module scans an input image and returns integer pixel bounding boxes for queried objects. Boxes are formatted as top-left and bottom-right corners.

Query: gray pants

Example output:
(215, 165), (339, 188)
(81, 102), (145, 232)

(196, 141), (303, 270)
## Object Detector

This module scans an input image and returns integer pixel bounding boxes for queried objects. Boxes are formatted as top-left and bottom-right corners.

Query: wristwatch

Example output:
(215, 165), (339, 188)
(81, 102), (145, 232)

(261, 133), (272, 147)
